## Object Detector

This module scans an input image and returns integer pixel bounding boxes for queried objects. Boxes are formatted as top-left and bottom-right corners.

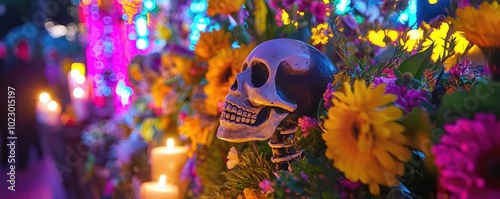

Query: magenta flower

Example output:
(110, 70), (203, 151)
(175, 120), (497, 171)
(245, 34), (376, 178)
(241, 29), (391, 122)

(323, 83), (335, 109)
(340, 177), (362, 190)
(103, 180), (116, 196)
(373, 77), (430, 112)
(432, 113), (500, 199)
(259, 179), (275, 194)
(298, 116), (318, 137)
(448, 59), (477, 79)
(457, 0), (471, 8)
(310, 2), (330, 23)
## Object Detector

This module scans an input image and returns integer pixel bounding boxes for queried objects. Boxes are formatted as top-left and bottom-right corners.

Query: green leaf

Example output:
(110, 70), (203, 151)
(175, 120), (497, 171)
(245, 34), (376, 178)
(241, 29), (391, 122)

(402, 108), (432, 153)
(436, 81), (500, 140)
(398, 45), (434, 81)
(393, 68), (403, 79)
(321, 192), (336, 199)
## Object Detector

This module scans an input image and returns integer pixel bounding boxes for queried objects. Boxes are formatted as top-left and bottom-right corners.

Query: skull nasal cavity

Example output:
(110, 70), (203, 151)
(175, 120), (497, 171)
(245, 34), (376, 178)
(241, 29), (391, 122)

(251, 62), (269, 87)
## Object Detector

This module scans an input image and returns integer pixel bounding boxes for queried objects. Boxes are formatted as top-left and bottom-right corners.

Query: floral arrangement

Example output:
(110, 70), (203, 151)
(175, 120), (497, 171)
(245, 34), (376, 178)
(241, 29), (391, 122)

(183, 0), (500, 198)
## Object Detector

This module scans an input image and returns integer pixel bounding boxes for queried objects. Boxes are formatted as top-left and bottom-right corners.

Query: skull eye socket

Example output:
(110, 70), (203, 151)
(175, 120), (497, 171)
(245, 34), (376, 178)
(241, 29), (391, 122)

(251, 61), (269, 88)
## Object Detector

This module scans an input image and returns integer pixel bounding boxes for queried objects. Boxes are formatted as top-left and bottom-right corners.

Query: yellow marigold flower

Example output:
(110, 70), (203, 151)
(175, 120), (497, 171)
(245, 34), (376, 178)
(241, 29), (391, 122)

(204, 43), (255, 115)
(231, 43), (255, 71)
(311, 22), (334, 45)
(367, 29), (399, 48)
(151, 78), (172, 109)
(253, 0), (268, 36)
(194, 30), (232, 60)
(322, 79), (411, 195)
(449, 1), (500, 48)
(207, 0), (245, 16)
(226, 146), (240, 169)
(140, 118), (156, 142)
(178, 115), (211, 157)
(156, 24), (172, 41)
(420, 21), (470, 62)
(129, 63), (143, 81)
(243, 188), (266, 199)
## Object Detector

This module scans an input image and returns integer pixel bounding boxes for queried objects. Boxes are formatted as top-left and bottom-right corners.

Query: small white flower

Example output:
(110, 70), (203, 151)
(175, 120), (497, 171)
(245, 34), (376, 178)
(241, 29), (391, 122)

(226, 147), (240, 169)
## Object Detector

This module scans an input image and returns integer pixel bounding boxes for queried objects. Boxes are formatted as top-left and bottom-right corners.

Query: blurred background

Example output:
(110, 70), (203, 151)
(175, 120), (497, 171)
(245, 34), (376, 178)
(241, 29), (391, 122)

(0, 0), (451, 199)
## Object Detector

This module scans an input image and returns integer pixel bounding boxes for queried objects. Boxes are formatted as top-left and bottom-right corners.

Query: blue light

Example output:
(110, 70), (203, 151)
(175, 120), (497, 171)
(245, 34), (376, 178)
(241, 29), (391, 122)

(136, 38), (149, 50)
(190, 1), (207, 13)
(398, 13), (409, 23)
(135, 17), (149, 37)
(398, 0), (418, 28)
(188, 0), (208, 50)
(335, 0), (351, 14)
(128, 31), (137, 40)
(102, 87), (112, 97)
(144, 0), (155, 10)
(194, 15), (210, 31)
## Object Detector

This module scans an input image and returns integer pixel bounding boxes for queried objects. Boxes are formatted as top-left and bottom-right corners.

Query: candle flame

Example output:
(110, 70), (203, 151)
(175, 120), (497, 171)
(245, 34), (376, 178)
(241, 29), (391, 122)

(71, 63), (86, 76)
(39, 92), (50, 103)
(70, 70), (81, 79)
(158, 175), (167, 186)
(73, 87), (84, 98)
(167, 138), (174, 149)
(75, 75), (86, 84)
(47, 101), (58, 111)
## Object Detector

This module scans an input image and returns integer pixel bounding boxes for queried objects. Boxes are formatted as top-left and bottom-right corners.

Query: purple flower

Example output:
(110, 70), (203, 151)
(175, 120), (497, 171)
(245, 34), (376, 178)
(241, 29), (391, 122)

(301, 171), (309, 181)
(259, 179), (275, 194)
(270, 0), (297, 9)
(323, 83), (335, 109)
(457, 0), (471, 8)
(373, 77), (430, 112)
(298, 116), (318, 137)
(340, 177), (363, 190)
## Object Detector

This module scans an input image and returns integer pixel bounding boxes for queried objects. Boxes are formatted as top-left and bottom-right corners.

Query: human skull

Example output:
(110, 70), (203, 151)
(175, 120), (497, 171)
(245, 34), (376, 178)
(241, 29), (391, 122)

(217, 38), (337, 142)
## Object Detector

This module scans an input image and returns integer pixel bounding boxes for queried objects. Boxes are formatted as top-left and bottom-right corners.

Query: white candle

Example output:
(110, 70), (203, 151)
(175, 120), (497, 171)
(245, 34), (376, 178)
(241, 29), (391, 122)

(68, 69), (89, 121)
(139, 175), (179, 199)
(150, 139), (188, 185)
(71, 86), (89, 121)
(36, 93), (61, 126)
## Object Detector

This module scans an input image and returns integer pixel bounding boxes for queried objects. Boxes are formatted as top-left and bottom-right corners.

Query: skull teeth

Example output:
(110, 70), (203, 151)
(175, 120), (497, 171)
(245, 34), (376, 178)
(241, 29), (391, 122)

(221, 101), (258, 125)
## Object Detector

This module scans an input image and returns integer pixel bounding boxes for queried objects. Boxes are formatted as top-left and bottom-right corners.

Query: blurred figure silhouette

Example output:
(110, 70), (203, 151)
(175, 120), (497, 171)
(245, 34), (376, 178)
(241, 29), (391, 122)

(1, 39), (46, 170)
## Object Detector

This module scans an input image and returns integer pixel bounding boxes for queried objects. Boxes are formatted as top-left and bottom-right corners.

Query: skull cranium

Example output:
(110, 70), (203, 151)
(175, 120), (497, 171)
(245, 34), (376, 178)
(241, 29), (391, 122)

(217, 38), (336, 142)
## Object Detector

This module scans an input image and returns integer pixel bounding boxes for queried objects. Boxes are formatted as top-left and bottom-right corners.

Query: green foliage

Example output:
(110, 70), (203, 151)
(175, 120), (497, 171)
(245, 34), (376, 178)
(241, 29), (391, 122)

(214, 147), (274, 198)
(436, 81), (500, 141)
(196, 136), (233, 197)
(398, 45), (434, 81)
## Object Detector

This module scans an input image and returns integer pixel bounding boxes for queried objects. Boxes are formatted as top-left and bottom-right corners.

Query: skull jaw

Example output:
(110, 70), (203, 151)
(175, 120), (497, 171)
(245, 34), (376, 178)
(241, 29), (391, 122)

(216, 109), (287, 143)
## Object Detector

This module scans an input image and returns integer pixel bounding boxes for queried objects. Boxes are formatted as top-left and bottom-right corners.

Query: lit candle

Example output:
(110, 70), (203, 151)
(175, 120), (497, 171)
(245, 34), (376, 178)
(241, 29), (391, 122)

(68, 65), (89, 122)
(150, 138), (188, 185)
(71, 86), (89, 121)
(139, 175), (179, 199)
(36, 93), (61, 126)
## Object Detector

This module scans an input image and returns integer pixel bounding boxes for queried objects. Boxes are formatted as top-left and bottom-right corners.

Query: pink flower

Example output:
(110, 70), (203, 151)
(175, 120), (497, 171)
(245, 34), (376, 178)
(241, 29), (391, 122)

(432, 113), (500, 199)
(323, 83), (335, 109)
(298, 116), (318, 137)
(259, 179), (275, 194)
